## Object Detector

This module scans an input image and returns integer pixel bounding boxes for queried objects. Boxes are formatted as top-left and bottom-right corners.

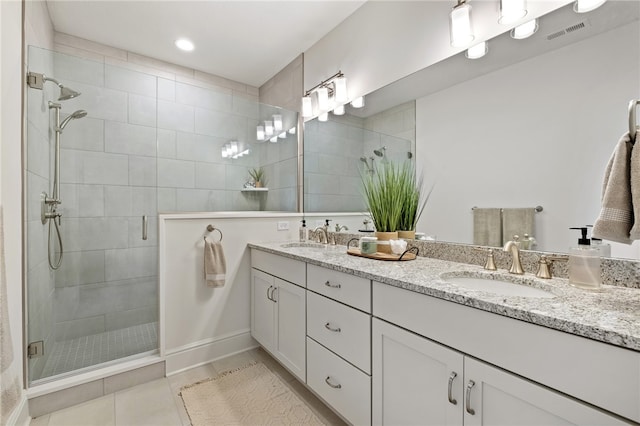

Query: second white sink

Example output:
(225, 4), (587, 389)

(442, 275), (556, 298)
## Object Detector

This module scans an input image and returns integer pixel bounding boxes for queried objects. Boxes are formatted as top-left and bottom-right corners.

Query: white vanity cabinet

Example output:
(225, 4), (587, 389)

(373, 318), (627, 426)
(250, 251), (306, 382)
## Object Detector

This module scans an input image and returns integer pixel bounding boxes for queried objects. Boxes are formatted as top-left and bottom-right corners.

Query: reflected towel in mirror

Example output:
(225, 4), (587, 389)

(204, 238), (226, 287)
(629, 132), (640, 240)
(473, 208), (502, 247)
(502, 208), (535, 246)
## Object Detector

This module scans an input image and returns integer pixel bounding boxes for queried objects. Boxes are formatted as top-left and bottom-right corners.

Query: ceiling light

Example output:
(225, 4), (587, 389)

(499, 0), (527, 25)
(318, 112), (329, 122)
(302, 96), (313, 118)
(317, 87), (329, 112)
(574, 0), (606, 13)
(333, 104), (345, 115)
(511, 18), (538, 39)
(334, 77), (348, 103)
(270, 136), (278, 143)
(351, 96), (365, 109)
(175, 38), (194, 52)
(466, 41), (488, 59)
(264, 120), (274, 136)
(449, 0), (475, 47)
(273, 115), (283, 132)
(256, 125), (265, 140)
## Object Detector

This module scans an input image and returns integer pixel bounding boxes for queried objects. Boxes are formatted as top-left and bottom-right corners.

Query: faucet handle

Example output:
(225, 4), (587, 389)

(473, 247), (497, 271)
(536, 255), (568, 279)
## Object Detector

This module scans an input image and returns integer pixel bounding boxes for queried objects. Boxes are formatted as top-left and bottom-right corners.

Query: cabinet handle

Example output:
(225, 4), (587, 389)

(447, 372), (458, 405)
(324, 322), (341, 333)
(465, 380), (476, 415)
(267, 286), (273, 301)
(325, 376), (342, 389)
(272, 287), (278, 303)
(142, 215), (148, 240)
(324, 280), (341, 289)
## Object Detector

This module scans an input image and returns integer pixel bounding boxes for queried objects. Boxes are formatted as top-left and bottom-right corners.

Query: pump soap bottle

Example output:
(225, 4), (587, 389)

(299, 220), (308, 242)
(568, 227), (601, 291)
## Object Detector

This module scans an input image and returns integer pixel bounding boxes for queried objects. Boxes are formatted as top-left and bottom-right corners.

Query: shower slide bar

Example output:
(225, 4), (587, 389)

(629, 99), (639, 144)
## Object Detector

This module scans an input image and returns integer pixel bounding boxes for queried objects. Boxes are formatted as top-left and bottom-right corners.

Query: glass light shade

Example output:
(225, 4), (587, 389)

(317, 87), (329, 111)
(574, 0), (606, 13)
(466, 41), (488, 59)
(449, 2), (474, 47)
(278, 132), (287, 139)
(333, 104), (345, 115)
(264, 120), (274, 136)
(256, 125), (265, 140)
(318, 112), (329, 122)
(511, 18), (538, 39)
(288, 127), (296, 134)
(351, 96), (365, 108)
(221, 147), (228, 158)
(302, 96), (313, 117)
(499, 0), (527, 24)
(230, 141), (238, 154)
(273, 114), (283, 131)
(334, 77), (348, 103)
(270, 136), (278, 143)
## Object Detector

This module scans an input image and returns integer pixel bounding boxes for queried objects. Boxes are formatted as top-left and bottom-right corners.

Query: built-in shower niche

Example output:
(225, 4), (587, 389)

(25, 46), (298, 383)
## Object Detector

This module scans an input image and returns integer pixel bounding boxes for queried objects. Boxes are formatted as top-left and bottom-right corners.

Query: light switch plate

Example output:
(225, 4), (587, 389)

(277, 221), (289, 231)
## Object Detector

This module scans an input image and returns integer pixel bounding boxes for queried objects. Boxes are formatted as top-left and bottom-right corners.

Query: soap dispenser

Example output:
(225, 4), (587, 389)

(299, 219), (308, 242)
(568, 227), (601, 291)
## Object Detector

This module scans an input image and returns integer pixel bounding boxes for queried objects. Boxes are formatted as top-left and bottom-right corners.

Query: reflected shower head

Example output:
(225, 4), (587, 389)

(407, 151), (413, 159)
(360, 157), (368, 163)
(373, 146), (387, 157)
(59, 110), (87, 130)
(58, 85), (81, 101)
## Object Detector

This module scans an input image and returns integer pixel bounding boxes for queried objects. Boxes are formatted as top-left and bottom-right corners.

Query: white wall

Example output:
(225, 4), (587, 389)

(416, 21), (640, 259)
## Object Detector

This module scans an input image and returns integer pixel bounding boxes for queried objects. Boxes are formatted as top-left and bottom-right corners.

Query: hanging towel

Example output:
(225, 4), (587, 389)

(502, 208), (535, 245)
(593, 133), (633, 244)
(204, 238), (226, 287)
(629, 131), (640, 239)
(473, 208), (502, 247)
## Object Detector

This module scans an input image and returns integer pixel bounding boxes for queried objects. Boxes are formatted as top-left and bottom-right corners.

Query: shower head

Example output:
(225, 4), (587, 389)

(58, 110), (87, 130)
(407, 151), (413, 159)
(373, 146), (387, 157)
(58, 85), (81, 101)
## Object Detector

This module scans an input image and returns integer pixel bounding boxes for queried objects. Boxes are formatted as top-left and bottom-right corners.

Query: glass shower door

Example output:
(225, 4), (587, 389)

(25, 47), (159, 384)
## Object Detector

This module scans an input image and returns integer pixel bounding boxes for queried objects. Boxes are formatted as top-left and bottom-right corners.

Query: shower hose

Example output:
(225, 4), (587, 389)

(48, 214), (63, 270)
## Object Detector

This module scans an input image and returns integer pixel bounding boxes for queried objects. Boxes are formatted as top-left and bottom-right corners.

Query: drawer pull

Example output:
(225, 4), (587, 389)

(324, 280), (341, 289)
(324, 322), (341, 333)
(325, 376), (342, 389)
(267, 286), (273, 301)
(465, 380), (476, 415)
(448, 372), (458, 405)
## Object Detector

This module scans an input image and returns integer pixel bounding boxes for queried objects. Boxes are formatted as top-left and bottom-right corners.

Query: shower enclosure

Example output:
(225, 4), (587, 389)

(25, 47), (298, 385)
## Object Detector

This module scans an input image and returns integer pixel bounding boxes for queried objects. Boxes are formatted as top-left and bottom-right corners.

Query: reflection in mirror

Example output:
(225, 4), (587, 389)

(303, 102), (415, 212)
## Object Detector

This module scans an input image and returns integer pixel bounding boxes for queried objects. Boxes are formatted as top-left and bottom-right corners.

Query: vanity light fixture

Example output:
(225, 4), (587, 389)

(269, 136), (278, 143)
(273, 114), (283, 132)
(574, 0), (606, 13)
(288, 127), (296, 135)
(466, 41), (488, 59)
(334, 77), (348, 103)
(256, 125), (265, 140)
(333, 104), (345, 115)
(351, 96), (365, 109)
(302, 96), (313, 117)
(264, 120), (274, 137)
(511, 18), (538, 39)
(301, 71), (347, 118)
(499, 0), (527, 25)
(318, 112), (329, 122)
(222, 141), (249, 159)
(449, 0), (475, 47)
(175, 38), (195, 52)
(316, 87), (329, 111)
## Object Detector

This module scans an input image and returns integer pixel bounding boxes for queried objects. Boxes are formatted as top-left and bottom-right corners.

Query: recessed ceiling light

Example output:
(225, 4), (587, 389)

(175, 38), (194, 52)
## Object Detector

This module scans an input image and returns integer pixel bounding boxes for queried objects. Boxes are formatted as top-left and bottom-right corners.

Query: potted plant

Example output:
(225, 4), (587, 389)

(248, 167), (265, 188)
(397, 161), (430, 240)
(361, 161), (404, 252)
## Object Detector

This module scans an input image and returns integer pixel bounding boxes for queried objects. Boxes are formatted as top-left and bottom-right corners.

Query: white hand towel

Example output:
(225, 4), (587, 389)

(502, 208), (535, 245)
(593, 133), (633, 244)
(204, 238), (226, 287)
(473, 208), (502, 247)
(629, 131), (640, 239)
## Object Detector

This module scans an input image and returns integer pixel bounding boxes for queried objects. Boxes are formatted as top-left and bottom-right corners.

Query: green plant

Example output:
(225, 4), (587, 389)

(397, 162), (431, 231)
(248, 167), (265, 183)
(361, 161), (405, 232)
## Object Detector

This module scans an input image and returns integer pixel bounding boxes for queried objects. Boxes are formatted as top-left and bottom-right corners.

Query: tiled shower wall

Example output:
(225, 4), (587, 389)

(304, 108), (413, 213)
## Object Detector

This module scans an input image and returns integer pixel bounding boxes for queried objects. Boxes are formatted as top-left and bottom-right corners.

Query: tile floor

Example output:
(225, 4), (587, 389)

(41, 323), (158, 378)
(29, 348), (346, 426)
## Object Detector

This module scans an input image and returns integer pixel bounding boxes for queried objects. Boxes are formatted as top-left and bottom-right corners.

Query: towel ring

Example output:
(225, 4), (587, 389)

(204, 225), (223, 242)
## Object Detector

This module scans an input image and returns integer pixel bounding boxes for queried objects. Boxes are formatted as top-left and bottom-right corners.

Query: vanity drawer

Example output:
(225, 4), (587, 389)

(307, 291), (371, 373)
(307, 337), (371, 426)
(307, 264), (371, 312)
(251, 249), (306, 286)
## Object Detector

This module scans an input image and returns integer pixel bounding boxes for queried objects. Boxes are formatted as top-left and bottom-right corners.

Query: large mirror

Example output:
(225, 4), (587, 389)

(304, 1), (640, 259)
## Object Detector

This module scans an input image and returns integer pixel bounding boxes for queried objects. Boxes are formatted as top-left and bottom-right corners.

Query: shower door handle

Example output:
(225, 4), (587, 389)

(142, 215), (148, 240)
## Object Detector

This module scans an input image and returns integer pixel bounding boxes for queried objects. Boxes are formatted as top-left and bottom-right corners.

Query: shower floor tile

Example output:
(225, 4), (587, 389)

(41, 322), (158, 378)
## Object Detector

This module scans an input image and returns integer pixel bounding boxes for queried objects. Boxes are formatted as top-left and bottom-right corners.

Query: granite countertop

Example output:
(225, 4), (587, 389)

(249, 241), (640, 352)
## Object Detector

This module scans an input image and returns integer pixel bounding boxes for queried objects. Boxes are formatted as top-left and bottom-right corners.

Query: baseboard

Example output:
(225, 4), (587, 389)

(165, 330), (257, 375)
(6, 394), (29, 426)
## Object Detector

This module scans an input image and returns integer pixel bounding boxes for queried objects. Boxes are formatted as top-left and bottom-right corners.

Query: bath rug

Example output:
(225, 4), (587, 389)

(180, 362), (325, 426)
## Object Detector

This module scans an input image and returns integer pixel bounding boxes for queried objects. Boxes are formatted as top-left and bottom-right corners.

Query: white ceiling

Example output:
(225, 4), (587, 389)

(46, 0), (366, 87)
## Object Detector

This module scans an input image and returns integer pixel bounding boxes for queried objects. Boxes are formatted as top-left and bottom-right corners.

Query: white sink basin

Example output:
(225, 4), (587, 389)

(442, 275), (555, 298)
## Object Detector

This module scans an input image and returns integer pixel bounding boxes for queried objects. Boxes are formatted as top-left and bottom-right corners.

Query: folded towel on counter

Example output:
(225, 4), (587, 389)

(502, 208), (535, 245)
(629, 131), (640, 239)
(204, 238), (226, 287)
(473, 208), (502, 247)
(593, 132), (633, 244)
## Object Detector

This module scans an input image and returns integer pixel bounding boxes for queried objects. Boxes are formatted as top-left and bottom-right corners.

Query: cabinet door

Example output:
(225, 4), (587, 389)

(463, 357), (628, 426)
(273, 278), (306, 381)
(373, 318), (464, 426)
(251, 269), (275, 350)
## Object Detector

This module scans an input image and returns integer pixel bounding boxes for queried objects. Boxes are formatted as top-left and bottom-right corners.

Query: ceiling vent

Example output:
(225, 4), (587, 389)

(546, 20), (589, 40)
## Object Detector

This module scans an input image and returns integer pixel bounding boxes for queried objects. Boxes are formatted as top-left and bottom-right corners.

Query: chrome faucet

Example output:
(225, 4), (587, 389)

(503, 240), (524, 275)
(313, 226), (329, 244)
